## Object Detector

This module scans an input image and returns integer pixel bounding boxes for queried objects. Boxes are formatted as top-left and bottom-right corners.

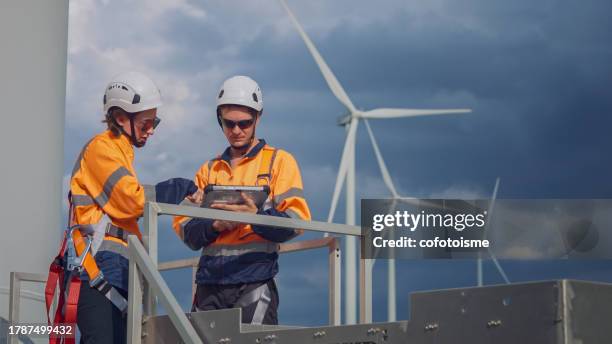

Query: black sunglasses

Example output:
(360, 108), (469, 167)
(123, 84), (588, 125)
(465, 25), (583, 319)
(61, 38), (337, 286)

(221, 118), (254, 130)
(134, 116), (161, 132)
(142, 117), (161, 129)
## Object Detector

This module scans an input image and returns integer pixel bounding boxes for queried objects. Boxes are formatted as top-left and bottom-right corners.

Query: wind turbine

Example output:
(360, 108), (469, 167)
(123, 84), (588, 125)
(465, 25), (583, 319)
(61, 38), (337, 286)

(478, 177), (511, 286)
(279, 0), (472, 324)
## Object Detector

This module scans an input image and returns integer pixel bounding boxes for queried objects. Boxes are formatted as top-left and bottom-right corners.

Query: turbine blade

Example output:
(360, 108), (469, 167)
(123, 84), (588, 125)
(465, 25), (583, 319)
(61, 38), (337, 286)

(279, 0), (357, 113)
(484, 177), (511, 284)
(492, 177), (500, 200)
(484, 177), (500, 230)
(364, 119), (399, 198)
(361, 108), (472, 119)
(327, 119), (359, 223)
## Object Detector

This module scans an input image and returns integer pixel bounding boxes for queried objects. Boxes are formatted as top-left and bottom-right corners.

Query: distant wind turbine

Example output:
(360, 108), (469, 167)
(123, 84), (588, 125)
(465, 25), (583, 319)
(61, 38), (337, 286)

(478, 177), (511, 286)
(279, 0), (472, 324)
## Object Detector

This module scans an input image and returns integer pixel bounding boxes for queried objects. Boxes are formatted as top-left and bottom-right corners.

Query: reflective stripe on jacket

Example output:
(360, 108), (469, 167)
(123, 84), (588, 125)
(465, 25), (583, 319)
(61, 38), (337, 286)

(71, 130), (154, 290)
(173, 139), (311, 284)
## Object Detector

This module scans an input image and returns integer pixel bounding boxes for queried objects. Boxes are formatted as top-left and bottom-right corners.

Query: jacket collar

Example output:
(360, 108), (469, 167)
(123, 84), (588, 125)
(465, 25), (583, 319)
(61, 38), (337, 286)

(104, 130), (134, 160)
(220, 139), (266, 164)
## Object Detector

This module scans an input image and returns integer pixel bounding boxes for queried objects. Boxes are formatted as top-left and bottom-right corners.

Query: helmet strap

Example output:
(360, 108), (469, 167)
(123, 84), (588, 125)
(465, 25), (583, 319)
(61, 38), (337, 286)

(128, 115), (144, 148)
(107, 109), (143, 147)
(216, 108), (223, 127)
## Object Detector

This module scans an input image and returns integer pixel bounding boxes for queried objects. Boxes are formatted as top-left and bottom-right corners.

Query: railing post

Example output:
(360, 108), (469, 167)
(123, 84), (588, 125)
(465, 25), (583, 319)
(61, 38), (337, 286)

(128, 236), (202, 344)
(143, 202), (159, 317)
(8, 272), (20, 344)
(359, 253), (372, 323)
(127, 240), (143, 344)
(328, 238), (341, 326)
(7, 273), (47, 344)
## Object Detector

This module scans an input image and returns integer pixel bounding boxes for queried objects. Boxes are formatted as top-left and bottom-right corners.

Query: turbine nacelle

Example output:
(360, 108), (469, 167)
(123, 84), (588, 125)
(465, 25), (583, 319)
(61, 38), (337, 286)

(336, 114), (352, 127)
(336, 110), (364, 126)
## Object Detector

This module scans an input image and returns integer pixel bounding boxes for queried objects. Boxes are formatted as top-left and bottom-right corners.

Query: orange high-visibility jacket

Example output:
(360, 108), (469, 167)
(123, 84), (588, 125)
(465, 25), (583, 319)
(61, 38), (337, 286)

(70, 130), (154, 290)
(173, 139), (311, 284)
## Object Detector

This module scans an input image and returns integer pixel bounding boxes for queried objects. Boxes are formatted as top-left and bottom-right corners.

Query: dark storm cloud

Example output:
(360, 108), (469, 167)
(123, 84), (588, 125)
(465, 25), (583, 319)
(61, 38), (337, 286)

(226, 0), (612, 199)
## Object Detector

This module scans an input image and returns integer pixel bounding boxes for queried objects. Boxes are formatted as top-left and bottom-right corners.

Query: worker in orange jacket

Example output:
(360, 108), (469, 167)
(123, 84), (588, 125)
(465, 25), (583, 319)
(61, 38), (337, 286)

(173, 75), (311, 325)
(70, 72), (202, 343)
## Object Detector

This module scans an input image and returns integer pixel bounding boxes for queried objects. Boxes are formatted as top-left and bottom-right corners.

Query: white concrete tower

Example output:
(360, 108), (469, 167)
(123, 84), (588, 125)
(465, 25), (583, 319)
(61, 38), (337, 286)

(0, 0), (69, 330)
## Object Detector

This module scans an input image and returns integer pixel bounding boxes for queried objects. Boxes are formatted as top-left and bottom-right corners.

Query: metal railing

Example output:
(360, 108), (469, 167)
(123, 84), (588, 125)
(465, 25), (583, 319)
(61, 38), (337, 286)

(6, 201), (368, 344)
(7, 272), (48, 344)
(129, 201), (368, 344)
(128, 236), (201, 344)
(157, 236), (341, 325)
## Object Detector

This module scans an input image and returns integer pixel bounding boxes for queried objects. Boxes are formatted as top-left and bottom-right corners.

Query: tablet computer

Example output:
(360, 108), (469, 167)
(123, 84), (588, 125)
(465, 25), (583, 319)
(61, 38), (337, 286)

(201, 185), (270, 209)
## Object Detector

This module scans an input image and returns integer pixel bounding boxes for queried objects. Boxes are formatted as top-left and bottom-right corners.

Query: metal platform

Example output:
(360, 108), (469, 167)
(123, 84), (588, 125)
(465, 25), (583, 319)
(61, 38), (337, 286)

(142, 279), (612, 344)
(10, 203), (611, 343)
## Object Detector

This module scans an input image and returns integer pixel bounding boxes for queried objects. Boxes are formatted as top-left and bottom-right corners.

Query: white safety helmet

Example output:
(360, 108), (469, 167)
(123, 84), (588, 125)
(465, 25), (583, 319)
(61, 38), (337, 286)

(103, 71), (162, 114)
(216, 75), (263, 116)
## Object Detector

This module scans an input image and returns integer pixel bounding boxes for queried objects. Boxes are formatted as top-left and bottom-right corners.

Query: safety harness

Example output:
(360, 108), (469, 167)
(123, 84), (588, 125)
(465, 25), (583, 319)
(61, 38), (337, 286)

(45, 196), (128, 344)
(255, 146), (277, 187)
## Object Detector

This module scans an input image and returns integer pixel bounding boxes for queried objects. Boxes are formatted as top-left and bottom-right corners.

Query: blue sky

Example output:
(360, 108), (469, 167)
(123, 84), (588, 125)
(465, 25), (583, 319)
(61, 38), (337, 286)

(64, 0), (612, 325)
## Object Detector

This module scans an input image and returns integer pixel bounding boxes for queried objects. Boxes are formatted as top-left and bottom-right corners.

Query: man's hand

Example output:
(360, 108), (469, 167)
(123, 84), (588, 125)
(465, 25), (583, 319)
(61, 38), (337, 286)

(185, 188), (204, 204)
(210, 193), (258, 231)
(210, 192), (258, 214)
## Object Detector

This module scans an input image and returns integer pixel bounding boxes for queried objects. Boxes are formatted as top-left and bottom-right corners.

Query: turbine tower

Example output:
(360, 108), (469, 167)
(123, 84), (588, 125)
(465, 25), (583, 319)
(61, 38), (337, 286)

(0, 0), (68, 330)
(279, 0), (472, 324)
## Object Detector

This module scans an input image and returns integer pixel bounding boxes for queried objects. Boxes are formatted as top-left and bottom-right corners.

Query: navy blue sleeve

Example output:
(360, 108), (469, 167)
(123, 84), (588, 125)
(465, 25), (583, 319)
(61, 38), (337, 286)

(251, 208), (298, 243)
(182, 218), (219, 250)
(155, 178), (197, 205)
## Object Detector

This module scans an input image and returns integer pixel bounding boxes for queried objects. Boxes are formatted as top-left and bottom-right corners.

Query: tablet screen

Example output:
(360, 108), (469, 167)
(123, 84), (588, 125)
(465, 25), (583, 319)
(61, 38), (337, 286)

(201, 185), (270, 209)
